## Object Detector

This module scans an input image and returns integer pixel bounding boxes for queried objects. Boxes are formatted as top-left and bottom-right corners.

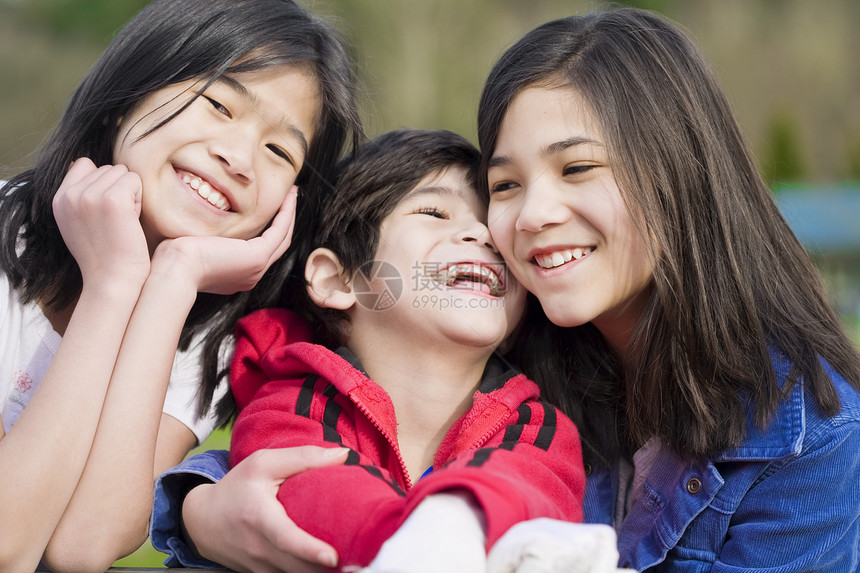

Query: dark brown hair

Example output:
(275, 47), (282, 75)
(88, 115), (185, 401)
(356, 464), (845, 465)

(0, 0), (364, 425)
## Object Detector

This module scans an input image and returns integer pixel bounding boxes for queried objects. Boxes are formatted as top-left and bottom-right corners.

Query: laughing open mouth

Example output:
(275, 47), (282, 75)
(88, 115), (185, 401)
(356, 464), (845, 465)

(434, 263), (505, 296)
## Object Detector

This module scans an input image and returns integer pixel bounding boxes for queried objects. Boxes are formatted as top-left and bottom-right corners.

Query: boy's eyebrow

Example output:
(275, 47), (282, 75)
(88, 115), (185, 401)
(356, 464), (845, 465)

(217, 75), (310, 157)
(405, 184), (469, 200)
(487, 136), (603, 169)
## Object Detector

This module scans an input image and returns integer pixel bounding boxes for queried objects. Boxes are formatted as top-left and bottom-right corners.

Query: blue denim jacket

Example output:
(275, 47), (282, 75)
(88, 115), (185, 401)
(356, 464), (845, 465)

(585, 353), (860, 572)
(152, 353), (860, 571)
(151, 449), (229, 568)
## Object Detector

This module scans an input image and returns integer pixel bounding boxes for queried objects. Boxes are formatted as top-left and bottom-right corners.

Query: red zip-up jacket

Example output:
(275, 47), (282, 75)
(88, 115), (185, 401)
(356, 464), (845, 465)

(229, 308), (585, 569)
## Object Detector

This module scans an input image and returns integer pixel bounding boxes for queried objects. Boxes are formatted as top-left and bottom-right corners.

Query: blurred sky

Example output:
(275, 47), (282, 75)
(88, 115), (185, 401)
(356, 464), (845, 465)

(1, 0), (859, 183)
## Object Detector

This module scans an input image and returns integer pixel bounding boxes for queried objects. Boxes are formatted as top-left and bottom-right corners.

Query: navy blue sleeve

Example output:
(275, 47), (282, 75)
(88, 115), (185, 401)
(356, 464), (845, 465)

(150, 449), (229, 568)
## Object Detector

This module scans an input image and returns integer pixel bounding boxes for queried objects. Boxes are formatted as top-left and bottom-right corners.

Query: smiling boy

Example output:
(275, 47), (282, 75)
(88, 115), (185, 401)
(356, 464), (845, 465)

(227, 129), (586, 571)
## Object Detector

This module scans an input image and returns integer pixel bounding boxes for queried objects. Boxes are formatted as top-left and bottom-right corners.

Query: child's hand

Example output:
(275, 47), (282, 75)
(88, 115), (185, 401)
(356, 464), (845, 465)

(486, 519), (632, 573)
(52, 158), (150, 287)
(361, 493), (487, 573)
(151, 186), (297, 295)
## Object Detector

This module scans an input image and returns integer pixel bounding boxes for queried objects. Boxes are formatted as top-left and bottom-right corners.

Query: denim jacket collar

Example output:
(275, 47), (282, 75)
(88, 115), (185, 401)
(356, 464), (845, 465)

(715, 376), (805, 462)
(585, 355), (809, 570)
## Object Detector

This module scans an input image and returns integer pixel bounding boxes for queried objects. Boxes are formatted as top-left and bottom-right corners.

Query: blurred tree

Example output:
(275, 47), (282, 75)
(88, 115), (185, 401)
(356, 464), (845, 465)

(8, 0), (148, 42)
(763, 111), (806, 186)
(848, 136), (860, 182)
(623, 0), (677, 14)
(0, 1), (150, 176)
(1, 0), (858, 180)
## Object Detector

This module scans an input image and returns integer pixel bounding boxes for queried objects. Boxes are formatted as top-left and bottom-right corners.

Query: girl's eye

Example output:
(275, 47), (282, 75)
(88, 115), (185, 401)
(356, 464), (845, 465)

(204, 96), (232, 118)
(414, 206), (449, 219)
(490, 181), (519, 194)
(563, 164), (597, 176)
(266, 144), (295, 167)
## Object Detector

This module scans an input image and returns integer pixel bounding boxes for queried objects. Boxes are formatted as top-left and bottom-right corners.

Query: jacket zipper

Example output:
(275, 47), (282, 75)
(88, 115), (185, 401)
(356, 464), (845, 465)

(470, 402), (510, 452)
(352, 398), (413, 490)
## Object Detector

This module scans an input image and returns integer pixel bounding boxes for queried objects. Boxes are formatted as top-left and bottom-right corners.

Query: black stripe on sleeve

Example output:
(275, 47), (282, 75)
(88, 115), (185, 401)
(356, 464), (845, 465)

(343, 449), (406, 496)
(466, 448), (493, 468)
(502, 403), (532, 443)
(467, 403), (539, 466)
(298, 379), (406, 496)
(362, 464), (406, 496)
(295, 374), (318, 417)
(533, 402), (557, 451)
(321, 384), (344, 445)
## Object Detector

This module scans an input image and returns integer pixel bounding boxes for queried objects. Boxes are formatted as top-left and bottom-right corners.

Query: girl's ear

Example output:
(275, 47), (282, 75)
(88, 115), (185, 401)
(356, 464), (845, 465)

(305, 248), (356, 310)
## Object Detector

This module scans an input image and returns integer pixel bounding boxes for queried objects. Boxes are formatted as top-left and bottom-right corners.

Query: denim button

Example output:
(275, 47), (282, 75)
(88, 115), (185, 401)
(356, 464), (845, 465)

(686, 477), (702, 494)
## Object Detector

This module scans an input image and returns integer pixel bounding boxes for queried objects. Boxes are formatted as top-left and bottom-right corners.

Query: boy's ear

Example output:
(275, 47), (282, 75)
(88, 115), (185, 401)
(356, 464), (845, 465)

(305, 248), (356, 310)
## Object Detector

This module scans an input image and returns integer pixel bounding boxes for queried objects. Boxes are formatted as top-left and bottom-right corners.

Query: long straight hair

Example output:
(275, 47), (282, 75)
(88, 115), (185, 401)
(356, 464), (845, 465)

(478, 7), (860, 463)
(0, 0), (363, 425)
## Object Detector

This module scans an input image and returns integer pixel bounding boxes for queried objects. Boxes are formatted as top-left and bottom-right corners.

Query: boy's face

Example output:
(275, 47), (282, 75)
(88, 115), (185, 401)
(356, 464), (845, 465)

(354, 166), (526, 352)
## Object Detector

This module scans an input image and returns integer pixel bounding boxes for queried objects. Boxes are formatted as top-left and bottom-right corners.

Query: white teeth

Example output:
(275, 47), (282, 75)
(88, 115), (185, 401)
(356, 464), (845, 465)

(182, 173), (230, 211)
(535, 247), (593, 269)
(436, 263), (504, 296)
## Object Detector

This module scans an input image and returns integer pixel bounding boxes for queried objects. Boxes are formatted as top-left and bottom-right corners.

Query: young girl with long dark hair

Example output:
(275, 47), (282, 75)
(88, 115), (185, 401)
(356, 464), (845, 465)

(0, 1), (361, 570)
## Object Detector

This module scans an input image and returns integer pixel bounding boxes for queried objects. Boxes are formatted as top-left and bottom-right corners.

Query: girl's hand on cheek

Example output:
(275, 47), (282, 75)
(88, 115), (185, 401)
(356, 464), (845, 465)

(52, 158), (151, 289)
(151, 186), (297, 295)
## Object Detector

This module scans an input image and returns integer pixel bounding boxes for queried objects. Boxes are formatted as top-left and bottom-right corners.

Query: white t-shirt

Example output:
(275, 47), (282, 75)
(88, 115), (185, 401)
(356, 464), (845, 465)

(0, 271), (227, 444)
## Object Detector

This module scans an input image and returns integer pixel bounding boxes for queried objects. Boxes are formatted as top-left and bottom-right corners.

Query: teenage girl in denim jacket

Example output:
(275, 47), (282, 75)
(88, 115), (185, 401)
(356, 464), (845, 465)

(477, 7), (860, 571)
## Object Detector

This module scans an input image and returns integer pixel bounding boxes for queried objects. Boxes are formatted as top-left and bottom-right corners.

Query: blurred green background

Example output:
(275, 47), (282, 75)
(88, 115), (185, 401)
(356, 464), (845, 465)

(3, 0), (860, 183)
(0, 0), (858, 567)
